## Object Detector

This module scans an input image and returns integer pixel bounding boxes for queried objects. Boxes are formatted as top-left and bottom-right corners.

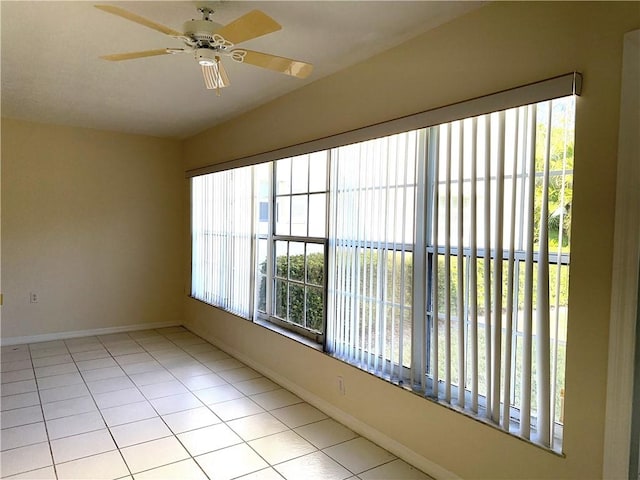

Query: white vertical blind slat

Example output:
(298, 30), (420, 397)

(536, 102), (553, 447)
(491, 112), (506, 424)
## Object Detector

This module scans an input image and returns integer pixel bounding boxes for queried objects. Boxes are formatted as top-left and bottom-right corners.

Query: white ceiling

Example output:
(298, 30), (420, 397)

(1, 1), (482, 138)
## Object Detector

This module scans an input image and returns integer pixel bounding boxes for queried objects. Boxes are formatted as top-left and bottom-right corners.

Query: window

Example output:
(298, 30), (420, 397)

(189, 74), (579, 451)
(191, 167), (255, 318)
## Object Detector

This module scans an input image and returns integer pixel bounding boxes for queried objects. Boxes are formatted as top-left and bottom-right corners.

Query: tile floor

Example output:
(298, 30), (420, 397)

(1, 326), (432, 479)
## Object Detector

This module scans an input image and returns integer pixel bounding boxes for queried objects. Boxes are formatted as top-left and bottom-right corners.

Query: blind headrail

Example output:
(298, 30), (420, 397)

(186, 72), (582, 179)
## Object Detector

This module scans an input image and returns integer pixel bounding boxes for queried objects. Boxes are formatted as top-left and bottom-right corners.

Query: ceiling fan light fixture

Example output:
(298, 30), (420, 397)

(201, 56), (229, 94)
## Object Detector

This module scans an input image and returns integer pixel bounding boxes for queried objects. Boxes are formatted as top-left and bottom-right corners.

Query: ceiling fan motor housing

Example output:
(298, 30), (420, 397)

(183, 19), (224, 45)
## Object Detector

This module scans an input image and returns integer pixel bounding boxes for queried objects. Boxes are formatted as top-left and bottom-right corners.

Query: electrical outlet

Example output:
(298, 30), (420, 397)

(337, 376), (346, 395)
(29, 292), (38, 304)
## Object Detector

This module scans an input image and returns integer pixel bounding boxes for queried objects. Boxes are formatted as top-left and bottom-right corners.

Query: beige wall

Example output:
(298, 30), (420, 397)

(1, 118), (184, 340)
(184, 2), (640, 479)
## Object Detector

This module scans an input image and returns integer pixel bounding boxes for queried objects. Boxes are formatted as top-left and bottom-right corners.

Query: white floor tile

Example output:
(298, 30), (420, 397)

(1, 350), (30, 363)
(149, 392), (203, 415)
(236, 467), (285, 480)
(66, 342), (104, 355)
(121, 360), (165, 375)
(227, 412), (289, 441)
(169, 364), (212, 379)
(127, 330), (161, 340)
(109, 417), (173, 448)
(195, 443), (268, 480)
(4, 465), (56, 479)
(1, 369), (34, 384)
(94, 387), (146, 409)
(1, 379), (37, 396)
(139, 341), (176, 353)
(139, 380), (188, 399)
(51, 428), (116, 464)
(192, 350), (230, 363)
(80, 366), (126, 382)
(271, 403), (328, 428)
(0, 442), (52, 477)
(193, 384), (245, 405)
(323, 437), (396, 474)
(32, 354), (74, 367)
(274, 451), (352, 480)
(218, 367), (263, 383)
(180, 372), (227, 391)
(42, 395), (96, 420)
(1, 360), (33, 373)
(46, 410), (106, 440)
(114, 352), (154, 366)
(162, 406), (220, 434)
(205, 358), (245, 372)
(36, 372), (84, 390)
(1, 422), (47, 450)
(55, 450), (130, 480)
(208, 397), (265, 421)
(0, 405), (43, 428)
(0, 392), (40, 411)
(294, 419), (358, 449)
(358, 458), (433, 479)
(76, 357), (118, 371)
(30, 340), (66, 351)
(129, 370), (174, 387)
(34, 362), (78, 378)
(157, 356), (195, 370)
(71, 349), (110, 362)
(182, 343), (217, 355)
(249, 430), (317, 465)
(234, 377), (281, 396)
(251, 389), (303, 411)
(106, 345), (145, 357)
(30, 346), (69, 359)
(39, 383), (90, 404)
(177, 423), (242, 456)
(134, 458), (208, 480)
(101, 400), (158, 427)
(87, 376), (135, 394)
(120, 436), (189, 474)
(149, 349), (189, 362)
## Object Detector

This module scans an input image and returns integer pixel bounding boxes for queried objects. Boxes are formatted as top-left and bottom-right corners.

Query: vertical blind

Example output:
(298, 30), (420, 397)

(327, 132), (420, 383)
(326, 96), (575, 451)
(191, 167), (255, 318)
(189, 75), (579, 451)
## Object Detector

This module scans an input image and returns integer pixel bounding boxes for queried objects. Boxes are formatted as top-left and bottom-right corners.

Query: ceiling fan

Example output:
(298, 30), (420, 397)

(95, 4), (313, 94)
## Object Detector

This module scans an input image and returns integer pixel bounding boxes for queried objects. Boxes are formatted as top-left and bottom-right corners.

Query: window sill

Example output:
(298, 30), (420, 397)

(254, 318), (323, 352)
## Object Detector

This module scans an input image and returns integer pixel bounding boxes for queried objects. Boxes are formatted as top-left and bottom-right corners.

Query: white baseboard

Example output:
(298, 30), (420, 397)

(186, 323), (459, 480)
(1, 321), (181, 346)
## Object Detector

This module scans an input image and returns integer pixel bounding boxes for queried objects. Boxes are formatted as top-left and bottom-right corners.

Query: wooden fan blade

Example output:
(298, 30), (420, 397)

(236, 50), (313, 79)
(100, 49), (177, 61)
(215, 10), (281, 45)
(95, 5), (183, 37)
